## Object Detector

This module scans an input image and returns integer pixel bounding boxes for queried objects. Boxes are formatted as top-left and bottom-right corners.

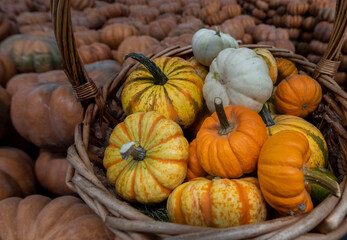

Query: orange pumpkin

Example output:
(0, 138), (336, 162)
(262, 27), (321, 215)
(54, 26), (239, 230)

(195, 98), (268, 178)
(258, 130), (340, 215)
(99, 23), (139, 49)
(276, 57), (298, 83)
(275, 74), (322, 117)
(167, 177), (267, 228)
(78, 42), (112, 65)
(186, 140), (207, 181)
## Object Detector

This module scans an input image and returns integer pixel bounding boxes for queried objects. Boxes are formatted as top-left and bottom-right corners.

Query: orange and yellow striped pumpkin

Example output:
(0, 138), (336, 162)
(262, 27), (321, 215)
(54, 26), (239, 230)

(121, 53), (203, 129)
(103, 111), (189, 204)
(167, 177), (267, 228)
(276, 58), (298, 83)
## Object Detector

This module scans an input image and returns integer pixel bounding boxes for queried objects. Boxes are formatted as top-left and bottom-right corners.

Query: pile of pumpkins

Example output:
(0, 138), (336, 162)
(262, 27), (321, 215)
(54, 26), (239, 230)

(102, 28), (340, 228)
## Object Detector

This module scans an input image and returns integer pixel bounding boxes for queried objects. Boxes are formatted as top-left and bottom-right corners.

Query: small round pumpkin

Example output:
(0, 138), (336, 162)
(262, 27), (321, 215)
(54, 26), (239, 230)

(99, 23), (139, 49)
(103, 111), (189, 204)
(167, 177), (267, 228)
(121, 53), (203, 129)
(276, 57), (298, 83)
(192, 27), (239, 66)
(275, 74), (322, 117)
(195, 98), (268, 178)
(254, 48), (278, 84)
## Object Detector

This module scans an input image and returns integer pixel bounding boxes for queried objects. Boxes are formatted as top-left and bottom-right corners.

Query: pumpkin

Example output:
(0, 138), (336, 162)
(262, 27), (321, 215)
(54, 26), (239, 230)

(283, 15), (303, 28)
(0, 12), (19, 41)
(203, 47), (273, 113)
(71, 10), (106, 30)
(276, 57), (298, 83)
(252, 24), (289, 43)
(0, 34), (62, 73)
(129, 6), (160, 24)
(317, 8), (335, 23)
(159, 2), (182, 14)
(167, 177), (267, 228)
(309, 40), (328, 56)
(219, 19), (245, 40)
(15, 11), (51, 26)
(35, 150), (74, 196)
(195, 98), (268, 178)
(233, 15), (256, 30)
(254, 48), (278, 84)
(99, 23), (139, 49)
(0, 86), (11, 140)
(0, 147), (36, 200)
(121, 53), (203, 129)
(186, 140), (208, 181)
(258, 130), (340, 215)
(275, 74), (322, 117)
(260, 106), (327, 168)
(0, 53), (16, 87)
(192, 28), (239, 66)
(0, 195), (113, 239)
(103, 111), (189, 204)
(97, 2), (130, 19)
(74, 30), (100, 48)
(182, 3), (202, 18)
(70, 0), (94, 10)
(302, 16), (317, 31)
(78, 42), (112, 65)
(286, 0), (309, 15)
(148, 18), (177, 41)
(204, 10), (229, 26)
(313, 21), (333, 43)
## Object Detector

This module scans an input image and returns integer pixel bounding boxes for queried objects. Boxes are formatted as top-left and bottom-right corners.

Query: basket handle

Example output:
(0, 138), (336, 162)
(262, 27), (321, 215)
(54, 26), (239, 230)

(313, 0), (347, 79)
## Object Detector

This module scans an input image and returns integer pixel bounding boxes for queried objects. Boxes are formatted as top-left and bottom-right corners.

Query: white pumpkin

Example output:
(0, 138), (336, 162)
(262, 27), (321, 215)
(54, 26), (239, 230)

(203, 48), (273, 113)
(192, 28), (239, 66)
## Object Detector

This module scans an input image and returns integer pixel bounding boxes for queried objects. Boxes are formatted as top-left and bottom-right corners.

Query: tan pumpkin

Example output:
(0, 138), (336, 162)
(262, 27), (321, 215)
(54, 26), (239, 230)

(302, 16), (317, 31)
(0, 195), (113, 240)
(283, 15), (303, 28)
(313, 21), (333, 43)
(148, 18), (177, 41)
(159, 2), (182, 14)
(70, 0), (94, 10)
(0, 147), (36, 200)
(97, 2), (129, 19)
(252, 24), (289, 43)
(15, 11), (51, 26)
(309, 40), (328, 56)
(74, 30), (100, 48)
(167, 177), (267, 228)
(233, 15), (256, 30)
(317, 8), (335, 23)
(35, 150), (74, 196)
(78, 42), (112, 65)
(129, 5), (159, 24)
(219, 19), (245, 40)
(116, 35), (160, 64)
(71, 11), (106, 30)
(286, 0), (309, 15)
(99, 23), (139, 49)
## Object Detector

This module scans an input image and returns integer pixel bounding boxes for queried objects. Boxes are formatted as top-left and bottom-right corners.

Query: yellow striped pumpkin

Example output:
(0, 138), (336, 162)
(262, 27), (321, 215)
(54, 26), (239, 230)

(103, 111), (189, 204)
(254, 48), (278, 84)
(260, 106), (327, 168)
(121, 53), (203, 129)
(167, 177), (267, 228)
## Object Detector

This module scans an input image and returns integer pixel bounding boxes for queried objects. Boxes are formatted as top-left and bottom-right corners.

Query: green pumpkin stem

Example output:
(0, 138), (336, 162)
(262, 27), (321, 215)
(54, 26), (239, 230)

(120, 141), (146, 161)
(260, 104), (276, 127)
(303, 166), (341, 198)
(215, 27), (221, 37)
(124, 53), (168, 85)
(214, 97), (234, 135)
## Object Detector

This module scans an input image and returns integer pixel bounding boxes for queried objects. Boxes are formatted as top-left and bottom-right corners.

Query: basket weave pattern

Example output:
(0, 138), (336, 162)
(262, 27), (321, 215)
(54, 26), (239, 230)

(50, 0), (347, 238)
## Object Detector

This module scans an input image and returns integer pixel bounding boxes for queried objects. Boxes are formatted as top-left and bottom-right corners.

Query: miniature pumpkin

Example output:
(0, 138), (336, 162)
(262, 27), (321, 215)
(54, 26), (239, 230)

(0, 195), (114, 239)
(74, 30), (100, 48)
(275, 74), (322, 117)
(254, 48), (278, 84)
(195, 98), (268, 178)
(167, 177), (267, 227)
(0, 147), (36, 200)
(219, 19), (245, 40)
(0, 34), (62, 73)
(78, 42), (112, 65)
(97, 2), (129, 19)
(103, 111), (189, 204)
(260, 106), (327, 168)
(121, 53), (203, 129)
(186, 140), (208, 181)
(258, 130), (340, 215)
(35, 150), (74, 196)
(203, 47), (273, 113)
(192, 27), (239, 66)
(313, 21), (333, 43)
(286, 0), (309, 15)
(276, 58), (298, 83)
(148, 18), (177, 41)
(317, 8), (335, 23)
(99, 23), (139, 49)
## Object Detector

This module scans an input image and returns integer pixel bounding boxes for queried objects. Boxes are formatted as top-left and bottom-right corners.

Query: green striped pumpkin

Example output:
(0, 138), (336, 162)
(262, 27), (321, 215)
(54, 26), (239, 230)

(0, 34), (62, 73)
(121, 53), (203, 129)
(260, 106), (327, 168)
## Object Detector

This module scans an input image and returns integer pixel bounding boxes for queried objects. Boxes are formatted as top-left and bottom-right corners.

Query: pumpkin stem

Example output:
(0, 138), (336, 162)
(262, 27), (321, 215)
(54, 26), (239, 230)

(259, 105), (275, 127)
(214, 97), (234, 135)
(303, 166), (341, 198)
(124, 53), (168, 85)
(120, 141), (146, 161)
(215, 27), (221, 37)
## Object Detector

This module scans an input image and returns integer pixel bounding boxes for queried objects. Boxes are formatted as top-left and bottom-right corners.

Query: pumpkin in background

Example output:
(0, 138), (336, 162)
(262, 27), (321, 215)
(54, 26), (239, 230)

(203, 47), (273, 113)
(167, 177), (267, 228)
(258, 130), (340, 215)
(99, 23), (139, 49)
(275, 74), (322, 117)
(0, 54), (16, 87)
(0, 34), (62, 73)
(97, 2), (130, 19)
(78, 42), (112, 65)
(276, 57), (298, 83)
(116, 35), (160, 64)
(0, 195), (114, 240)
(192, 27), (239, 66)
(219, 19), (245, 40)
(0, 13), (19, 41)
(186, 140), (207, 181)
(0, 86), (11, 140)
(121, 53), (203, 129)
(260, 106), (327, 168)
(103, 111), (189, 204)
(148, 17), (177, 41)
(0, 147), (36, 200)
(35, 150), (75, 196)
(313, 21), (333, 43)
(195, 98), (268, 178)
(74, 30), (100, 48)
(254, 48), (278, 84)
(70, 0), (94, 11)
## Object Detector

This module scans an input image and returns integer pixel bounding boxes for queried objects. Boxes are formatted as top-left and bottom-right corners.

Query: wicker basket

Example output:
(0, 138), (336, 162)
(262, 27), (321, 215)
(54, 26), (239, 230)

(51, 0), (347, 239)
